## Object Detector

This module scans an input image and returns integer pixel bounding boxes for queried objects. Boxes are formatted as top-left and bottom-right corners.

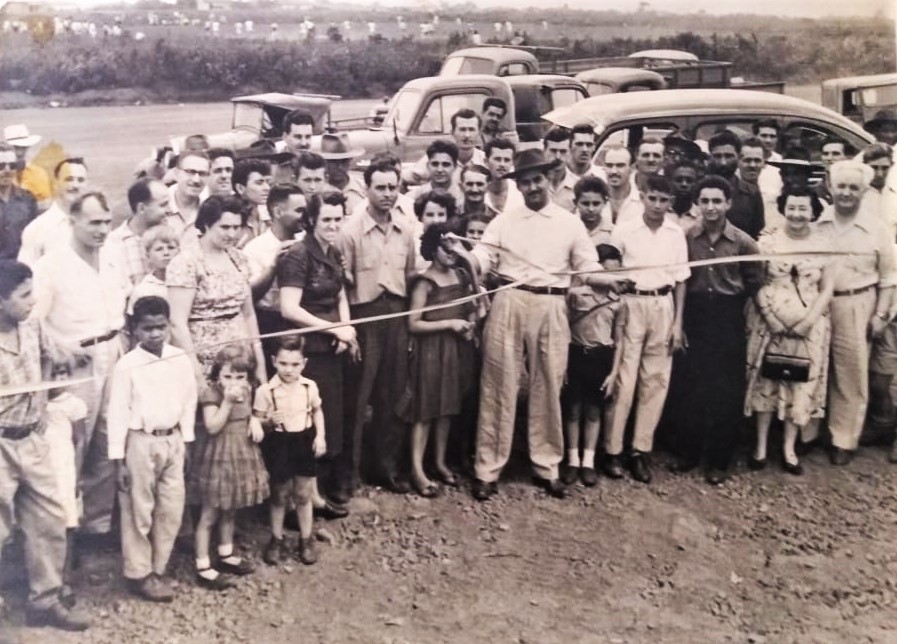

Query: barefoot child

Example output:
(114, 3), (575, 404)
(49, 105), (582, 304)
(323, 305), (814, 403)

(107, 296), (198, 602)
(398, 223), (478, 497)
(194, 344), (270, 589)
(255, 337), (325, 566)
(562, 244), (626, 486)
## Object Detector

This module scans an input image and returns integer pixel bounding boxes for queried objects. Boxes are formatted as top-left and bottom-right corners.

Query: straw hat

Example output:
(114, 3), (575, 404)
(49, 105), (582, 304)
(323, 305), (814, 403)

(319, 133), (364, 160)
(4, 124), (41, 148)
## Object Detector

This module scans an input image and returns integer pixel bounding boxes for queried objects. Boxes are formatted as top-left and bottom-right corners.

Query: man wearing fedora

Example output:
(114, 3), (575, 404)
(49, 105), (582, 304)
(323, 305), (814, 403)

(320, 133), (366, 213)
(865, 109), (897, 148)
(455, 149), (630, 500)
(4, 124), (53, 212)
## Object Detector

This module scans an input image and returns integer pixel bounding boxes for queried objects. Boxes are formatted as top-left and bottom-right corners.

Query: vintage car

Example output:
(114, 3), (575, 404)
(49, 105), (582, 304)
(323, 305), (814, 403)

(504, 74), (588, 142)
(440, 46), (542, 77)
(543, 89), (875, 166)
(575, 67), (667, 96)
(821, 73), (897, 125)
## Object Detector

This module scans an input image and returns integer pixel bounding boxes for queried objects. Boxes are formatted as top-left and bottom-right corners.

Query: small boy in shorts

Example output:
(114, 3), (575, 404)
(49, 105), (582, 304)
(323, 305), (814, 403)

(127, 225), (178, 315)
(254, 337), (326, 566)
(562, 244), (626, 486)
(107, 296), (198, 602)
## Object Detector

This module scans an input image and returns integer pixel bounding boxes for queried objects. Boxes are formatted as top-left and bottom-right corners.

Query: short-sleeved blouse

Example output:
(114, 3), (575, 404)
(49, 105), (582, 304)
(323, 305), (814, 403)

(278, 235), (345, 322)
(166, 247), (251, 322)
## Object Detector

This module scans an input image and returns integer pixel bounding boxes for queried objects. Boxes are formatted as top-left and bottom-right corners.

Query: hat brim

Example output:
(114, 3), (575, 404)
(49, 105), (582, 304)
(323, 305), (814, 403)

(767, 159), (825, 171)
(663, 139), (702, 156)
(865, 118), (897, 130)
(320, 148), (365, 160)
(7, 135), (41, 147)
(503, 158), (562, 181)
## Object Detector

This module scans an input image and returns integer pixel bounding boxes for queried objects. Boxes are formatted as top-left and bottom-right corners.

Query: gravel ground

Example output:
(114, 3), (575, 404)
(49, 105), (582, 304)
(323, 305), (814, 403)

(3, 445), (897, 644)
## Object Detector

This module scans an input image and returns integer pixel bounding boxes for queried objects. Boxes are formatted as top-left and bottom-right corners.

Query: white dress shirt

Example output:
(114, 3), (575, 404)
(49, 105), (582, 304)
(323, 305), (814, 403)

(611, 217), (690, 290)
(107, 344), (198, 460)
(17, 201), (71, 267)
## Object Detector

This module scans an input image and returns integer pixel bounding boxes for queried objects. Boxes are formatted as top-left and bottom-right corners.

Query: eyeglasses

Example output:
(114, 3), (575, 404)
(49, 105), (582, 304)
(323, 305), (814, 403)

(0, 162), (16, 170)
(180, 168), (210, 178)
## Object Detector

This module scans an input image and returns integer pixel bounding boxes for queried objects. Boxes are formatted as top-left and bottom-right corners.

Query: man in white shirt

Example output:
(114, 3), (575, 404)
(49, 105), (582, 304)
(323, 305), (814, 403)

(607, 174), (689, 484)
(601, 146), (643, 229)
(18, 157), (88, 267)
(543, 128), (578, 213)
(484, 138), (523, 216)
(33, 192), (126, 537)
(567, 124), (598, 179)
(165, 150), (209, 242)
(753, 119), (783, 204)
(456, 149), (630, 501)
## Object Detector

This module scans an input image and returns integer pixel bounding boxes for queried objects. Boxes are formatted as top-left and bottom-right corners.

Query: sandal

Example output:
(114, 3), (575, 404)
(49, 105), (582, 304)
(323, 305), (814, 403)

(413, 480), (441, 498)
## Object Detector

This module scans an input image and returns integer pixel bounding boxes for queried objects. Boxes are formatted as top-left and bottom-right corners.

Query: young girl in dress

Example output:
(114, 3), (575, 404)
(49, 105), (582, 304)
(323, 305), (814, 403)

(194, 345), (270, 590)
(399, 223), (479, 497)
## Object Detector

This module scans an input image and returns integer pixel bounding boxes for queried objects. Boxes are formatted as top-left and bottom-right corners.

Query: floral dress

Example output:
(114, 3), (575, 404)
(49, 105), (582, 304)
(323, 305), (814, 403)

(744, 229), (832, 426)
(166, 247), (252, 374)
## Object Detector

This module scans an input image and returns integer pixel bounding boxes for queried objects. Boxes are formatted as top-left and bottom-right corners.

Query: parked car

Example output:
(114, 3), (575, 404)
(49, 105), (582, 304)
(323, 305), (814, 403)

(543, 89), (875, 169)
(504, 74), (588, 142)
(575, 68), (667, 96)
(821, 73), (897, 125)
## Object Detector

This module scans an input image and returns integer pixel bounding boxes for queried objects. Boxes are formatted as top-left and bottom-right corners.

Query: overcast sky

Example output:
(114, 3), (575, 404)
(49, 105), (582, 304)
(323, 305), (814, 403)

(22, 0), (897, 19)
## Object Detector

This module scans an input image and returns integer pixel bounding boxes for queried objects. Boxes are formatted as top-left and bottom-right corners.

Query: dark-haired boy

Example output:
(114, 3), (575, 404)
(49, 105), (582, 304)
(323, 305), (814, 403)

(0, 260), (90, 631)
(107, 296), (197, 602)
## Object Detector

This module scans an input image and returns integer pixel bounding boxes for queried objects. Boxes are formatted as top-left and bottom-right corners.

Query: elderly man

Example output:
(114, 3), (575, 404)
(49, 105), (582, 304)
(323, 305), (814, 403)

(338, 160), (417, 496)
(456, 149), (629, 500)
(484, 138), (522, 215)
(817, 160), (897, 464)
(0, 142), (38, 259)
(600, 146), (643, 228)
(165, 150), (209, 243)
(3, 124), (53, 211)
(103, 178), (170, 295)
(707, 131), (765, 239)
(543, 128), (577, 212)
(18, 157), (89, 266)
(33, 192), (127, 538)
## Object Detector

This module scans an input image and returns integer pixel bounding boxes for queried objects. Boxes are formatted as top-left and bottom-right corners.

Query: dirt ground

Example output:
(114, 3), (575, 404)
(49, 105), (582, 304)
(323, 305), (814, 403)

(3, 441), (897, 644)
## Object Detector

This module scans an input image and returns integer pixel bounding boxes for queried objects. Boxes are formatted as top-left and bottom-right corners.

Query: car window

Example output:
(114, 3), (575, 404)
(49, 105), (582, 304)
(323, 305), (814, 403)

(782, 122), (842, 161)
(551, 88), (585, 111)
(499, 63), (530, 76)
(595, 121), (682, 161)
(233, 103), (263, 133)
(623, 83), (657, 93)
(513, 86), (540, 124)
(693, 119), (756, 144)
(585, 82), (614, 96)
(860, 84), (897, 109)
(417, 93), (489, 135)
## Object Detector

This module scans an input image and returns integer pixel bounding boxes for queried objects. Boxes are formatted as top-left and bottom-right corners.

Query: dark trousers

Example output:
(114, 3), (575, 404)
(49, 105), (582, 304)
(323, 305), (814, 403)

(345, 295), (409, 483)
(681, 294), (747, 470)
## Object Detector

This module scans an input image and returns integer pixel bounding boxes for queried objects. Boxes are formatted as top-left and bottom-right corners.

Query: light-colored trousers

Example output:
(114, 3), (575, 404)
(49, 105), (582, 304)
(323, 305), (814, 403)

(828, 290), (876, 450)
(606, 294), (674, 455)
(71, 338), (121, 534)
(119, 431), (185, 581)
(475, 290), (570, 482)
(0, 433), (67, 609)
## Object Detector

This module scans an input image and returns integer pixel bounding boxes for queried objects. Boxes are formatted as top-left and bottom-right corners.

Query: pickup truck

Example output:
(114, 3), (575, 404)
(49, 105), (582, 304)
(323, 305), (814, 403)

(440, 46), (784, 93)
(821, 73), (897, 125)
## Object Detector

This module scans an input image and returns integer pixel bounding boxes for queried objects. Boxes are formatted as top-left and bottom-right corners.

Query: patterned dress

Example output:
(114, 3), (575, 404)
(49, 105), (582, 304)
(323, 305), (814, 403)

(194, 385), (269, 510)
(166, 247), (252, 374)
(744, 229), (832, 426)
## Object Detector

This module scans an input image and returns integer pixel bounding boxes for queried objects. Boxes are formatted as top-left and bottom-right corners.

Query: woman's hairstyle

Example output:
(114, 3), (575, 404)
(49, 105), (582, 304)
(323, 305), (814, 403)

(194, 195), (248, 233)
(208, 344), (257, 385)
(413, 190), (457, 221)
(419, 221), (459, 262)
(142, 224), (179, 252)
(776, 185), (824, 221)
(301, 192), (336, 234)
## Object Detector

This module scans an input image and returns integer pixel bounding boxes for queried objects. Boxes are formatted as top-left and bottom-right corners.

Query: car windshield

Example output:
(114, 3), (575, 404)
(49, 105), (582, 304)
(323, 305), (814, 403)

(383, 89), (420, 132)
(232, 103), (262, 132)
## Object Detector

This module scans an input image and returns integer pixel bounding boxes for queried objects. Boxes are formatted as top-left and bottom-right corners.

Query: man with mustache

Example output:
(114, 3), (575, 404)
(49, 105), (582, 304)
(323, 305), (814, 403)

(460, 164), (492, 219)
(481, 97), (509, 148)
(0, 142), (39, 260)
(543, 128), (577, 213)
(484, 138), (523, 215)
(18, 158), (89, 267)
(600, 146), (643, 229)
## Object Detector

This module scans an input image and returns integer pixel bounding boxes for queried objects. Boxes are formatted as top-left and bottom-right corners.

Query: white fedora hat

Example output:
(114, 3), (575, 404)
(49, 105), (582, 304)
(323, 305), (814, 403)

(4, 124), (41, 148)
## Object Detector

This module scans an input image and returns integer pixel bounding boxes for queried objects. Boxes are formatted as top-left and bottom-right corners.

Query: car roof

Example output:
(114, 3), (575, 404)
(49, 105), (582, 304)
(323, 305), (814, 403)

(445, 47), (537, 64)
(822, 73), (897, 90)
(544, 89), (871, 136)
(575, 67), (666, 84)
(400, 74), (512, 92)
(230, 92), (335, 109)
(504, 74), (585, 88)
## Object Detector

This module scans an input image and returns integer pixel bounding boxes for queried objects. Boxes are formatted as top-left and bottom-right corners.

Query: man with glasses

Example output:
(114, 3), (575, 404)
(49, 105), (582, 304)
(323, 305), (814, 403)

(165, 151), (209, 244)
(0, 142), (38, 260)
(18, 157), (89, 267)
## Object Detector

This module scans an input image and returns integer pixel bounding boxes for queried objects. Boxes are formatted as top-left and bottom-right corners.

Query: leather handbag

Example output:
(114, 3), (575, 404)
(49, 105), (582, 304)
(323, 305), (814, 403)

(760, 351), (811, 382)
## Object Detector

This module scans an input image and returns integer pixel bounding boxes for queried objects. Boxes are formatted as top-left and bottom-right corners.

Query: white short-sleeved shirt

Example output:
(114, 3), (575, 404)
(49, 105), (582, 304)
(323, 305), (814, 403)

(611, 218), (690, 290)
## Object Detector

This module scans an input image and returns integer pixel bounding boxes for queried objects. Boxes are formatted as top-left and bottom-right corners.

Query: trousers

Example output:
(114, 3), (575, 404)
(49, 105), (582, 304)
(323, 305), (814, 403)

(475, 289), (569, 482)
(119, 431), (185, 580)
(0, 432), (67, 608)
(828, 290), (876, 450)
(606, 294), (674, 455)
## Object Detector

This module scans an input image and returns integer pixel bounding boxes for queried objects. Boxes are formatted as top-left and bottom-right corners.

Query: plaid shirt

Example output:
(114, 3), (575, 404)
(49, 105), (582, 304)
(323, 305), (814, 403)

(0, 318), (66, 429)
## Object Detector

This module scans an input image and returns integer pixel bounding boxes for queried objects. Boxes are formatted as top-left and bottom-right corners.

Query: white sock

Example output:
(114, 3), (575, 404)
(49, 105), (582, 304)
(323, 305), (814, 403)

(582, 449), (596, 469)
(217, 544), (233, 558)
(196, 556), (211, 570)
(567, 449), (581, 468)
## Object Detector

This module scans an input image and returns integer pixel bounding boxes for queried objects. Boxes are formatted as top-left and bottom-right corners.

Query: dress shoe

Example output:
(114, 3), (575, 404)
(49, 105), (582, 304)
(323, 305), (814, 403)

(297, 537), (318, 565)
(330, 487), (352, 505)
(195, 570), (234, 591)
(217, 556), (255, 576)
(314, 500), (349, 520)
(382, 475), (411, 495)
(561, 465), (579, 486)
(629, 453), (652, 484)
(580, 467), (599, 487)
(533, 476), (568, 499)
(830, 447), (853, 466)
(471, 478), (496, 501)
(747, 456), (768, 471)
(783, 460), (804, 476)
(25, 602), (91, 631)
(129, 574), (174, 603)
(603, 455), (625, 479)
(705, 469), (728, 486)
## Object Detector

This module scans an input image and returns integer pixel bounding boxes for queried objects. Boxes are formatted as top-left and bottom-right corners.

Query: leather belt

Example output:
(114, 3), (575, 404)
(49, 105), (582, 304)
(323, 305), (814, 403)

(630, 286), (673, 297)
(0, 422), (39, 440)
(833, 283), (876, 297)
(504, 281), (568, 296)
(79, 329), (119, 348)
(132, 425), (180, 437)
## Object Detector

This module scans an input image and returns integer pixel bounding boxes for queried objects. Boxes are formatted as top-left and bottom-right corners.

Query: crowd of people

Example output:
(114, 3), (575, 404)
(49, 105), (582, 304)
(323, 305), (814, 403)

(1, 99), (897, 632)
